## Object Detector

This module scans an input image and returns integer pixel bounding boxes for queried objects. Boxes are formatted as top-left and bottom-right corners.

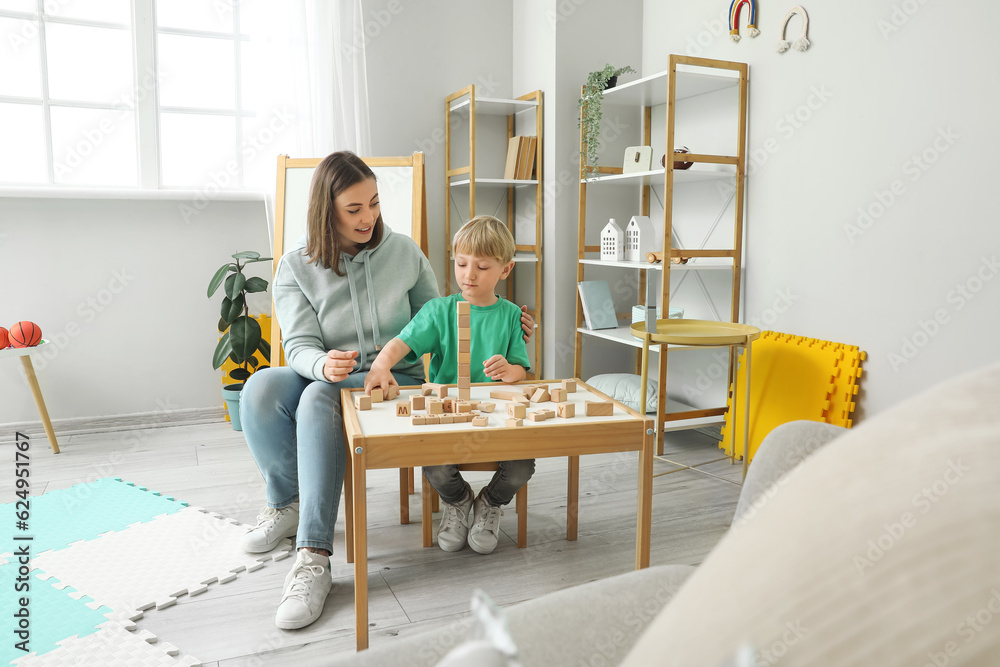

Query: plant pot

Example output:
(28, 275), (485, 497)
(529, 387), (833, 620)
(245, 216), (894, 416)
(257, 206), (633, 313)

(604, 76), (618, 90)
(221, 383), (245, 431)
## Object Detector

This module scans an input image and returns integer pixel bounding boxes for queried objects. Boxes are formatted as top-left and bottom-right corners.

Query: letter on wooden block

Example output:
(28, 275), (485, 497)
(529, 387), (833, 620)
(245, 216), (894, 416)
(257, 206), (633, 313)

(410, 395), (426, 411)
(585, 401), (613, 416)
(557, 402), (575, 418)
(472, 416), (488, 427)
(370, 388), (383, 403)
(506, 403), (526, 418)
(442, 398), (456, 413)
(354, 394), (371, 411)
(396, 404), (410, 417)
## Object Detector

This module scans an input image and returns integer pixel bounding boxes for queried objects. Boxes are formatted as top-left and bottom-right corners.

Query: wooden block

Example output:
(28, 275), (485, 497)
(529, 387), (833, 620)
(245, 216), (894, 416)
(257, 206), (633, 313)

(458, 377), (470, 389)
(396, 404), (410, 417)
(469, 401), (481, 409)
(425, 415), (441, 424)
(442, 398), (456, 413)
(452, 414), (469, 423)
(557, 402), (575, 418)
(370, 388), (383, 403)
(457, 352), (471, 365)
(550, 388), (565, 403)
(562, 379), (577, 393)
(458, 339), (471, 353)
(585, 401), (613, 416)
(458, 387), (471, 401)
(490, 390), (521, 400)
(434, 384), (449, 398)
(410, 395), (426, 411)
(439, 415), (454, 424)
(458, 314), (471, 327)
(472, 416), (489, 427)
(457, 328), (471, 341)
(477, 401), (495, 413)
(505, 418), (523, 428)
(421, 383), (439, 396)
(506, 403), (526, 419)
(528, 412), (547, 422)
(427, 399), (443, 414)
(530, 388), (550, 403)
(542, 409), (556, 419)
(456, 300), (471, 314)
(456, 401), (472, 413)
(513, 395), (530, 405)
(522, 385), (539, 397)
(411, 415), (426, 426)
(385, 385), (399, 400)
(354, 394), (371, 411)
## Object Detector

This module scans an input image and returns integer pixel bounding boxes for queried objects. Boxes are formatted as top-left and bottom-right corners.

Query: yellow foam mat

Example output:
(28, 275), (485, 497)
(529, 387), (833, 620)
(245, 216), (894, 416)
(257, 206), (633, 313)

(719, 331), (865, 462)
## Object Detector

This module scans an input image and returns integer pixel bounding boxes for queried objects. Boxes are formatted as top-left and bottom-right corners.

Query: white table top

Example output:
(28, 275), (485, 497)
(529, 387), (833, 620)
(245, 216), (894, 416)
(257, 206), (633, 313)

(0, 339), (51, 360)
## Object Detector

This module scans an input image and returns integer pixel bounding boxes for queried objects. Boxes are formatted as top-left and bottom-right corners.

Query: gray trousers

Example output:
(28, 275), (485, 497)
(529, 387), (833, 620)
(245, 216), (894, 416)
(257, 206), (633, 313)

(423, 460), (535, 507)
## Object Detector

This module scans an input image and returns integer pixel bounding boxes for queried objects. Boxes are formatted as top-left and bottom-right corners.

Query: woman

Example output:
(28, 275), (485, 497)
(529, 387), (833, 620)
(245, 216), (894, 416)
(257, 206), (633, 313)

(239, 151), (534, 630)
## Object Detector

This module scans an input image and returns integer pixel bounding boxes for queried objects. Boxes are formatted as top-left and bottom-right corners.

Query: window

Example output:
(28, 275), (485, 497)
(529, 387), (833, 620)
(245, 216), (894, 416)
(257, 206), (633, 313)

(0, 0), (258, 190)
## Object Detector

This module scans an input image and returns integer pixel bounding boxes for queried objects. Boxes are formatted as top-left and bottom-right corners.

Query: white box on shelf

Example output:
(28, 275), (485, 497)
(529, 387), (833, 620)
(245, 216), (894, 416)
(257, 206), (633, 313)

(600, 219), (624, 261)
(624, 215), (658, 262)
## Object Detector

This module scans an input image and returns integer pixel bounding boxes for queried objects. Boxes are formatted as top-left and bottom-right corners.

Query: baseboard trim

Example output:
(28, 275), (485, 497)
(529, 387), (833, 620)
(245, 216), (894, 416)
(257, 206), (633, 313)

(1, 407), (227, 440)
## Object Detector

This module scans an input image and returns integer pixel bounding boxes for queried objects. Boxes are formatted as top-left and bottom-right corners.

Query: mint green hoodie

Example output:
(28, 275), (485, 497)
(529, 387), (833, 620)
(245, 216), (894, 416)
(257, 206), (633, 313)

(272, 227), (439, 382)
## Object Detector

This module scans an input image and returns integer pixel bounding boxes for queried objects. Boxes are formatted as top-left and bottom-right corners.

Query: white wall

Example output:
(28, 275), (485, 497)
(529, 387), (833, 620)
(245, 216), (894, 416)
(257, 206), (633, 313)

(0, 196), (270, 424)
(643, 1), (1000, 418)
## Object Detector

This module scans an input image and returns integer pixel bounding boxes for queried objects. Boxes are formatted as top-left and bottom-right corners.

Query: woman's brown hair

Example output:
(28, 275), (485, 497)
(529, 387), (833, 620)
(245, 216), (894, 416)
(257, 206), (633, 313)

(305, 151), (383, 275)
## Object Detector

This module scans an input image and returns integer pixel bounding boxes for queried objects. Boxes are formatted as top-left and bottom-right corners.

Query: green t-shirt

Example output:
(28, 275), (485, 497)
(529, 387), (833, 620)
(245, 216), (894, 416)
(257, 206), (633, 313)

(398, 293), (529, 383)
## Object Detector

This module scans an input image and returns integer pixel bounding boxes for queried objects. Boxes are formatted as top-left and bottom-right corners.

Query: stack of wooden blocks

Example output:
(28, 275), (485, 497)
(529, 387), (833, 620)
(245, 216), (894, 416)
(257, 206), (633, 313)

(457, 300), (471, 401)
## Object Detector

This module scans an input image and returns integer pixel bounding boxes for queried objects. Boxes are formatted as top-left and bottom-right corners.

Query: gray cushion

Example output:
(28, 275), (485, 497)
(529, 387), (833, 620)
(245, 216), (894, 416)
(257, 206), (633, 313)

(586, 373), (657, 413)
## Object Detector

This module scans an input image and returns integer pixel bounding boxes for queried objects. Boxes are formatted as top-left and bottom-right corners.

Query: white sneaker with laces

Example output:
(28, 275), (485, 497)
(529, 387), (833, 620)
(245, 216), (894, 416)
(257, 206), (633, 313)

(240, 503), (299, 553)
(275, 549), (332, 630)
(468, 489), (504, 555)
(436, 484), (474, 552)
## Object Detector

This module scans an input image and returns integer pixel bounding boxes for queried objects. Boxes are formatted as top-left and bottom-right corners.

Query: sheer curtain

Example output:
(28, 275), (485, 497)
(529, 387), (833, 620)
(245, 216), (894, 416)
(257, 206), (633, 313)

(244, 0), (371, 242)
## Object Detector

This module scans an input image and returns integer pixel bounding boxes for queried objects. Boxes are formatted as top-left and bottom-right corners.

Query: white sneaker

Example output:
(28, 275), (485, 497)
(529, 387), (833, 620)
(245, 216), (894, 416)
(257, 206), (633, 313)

(436, 484), (474, 552)
(468, 489), (504, 555)
(275, 549), (333, 630)
(241, 503), (299, 553)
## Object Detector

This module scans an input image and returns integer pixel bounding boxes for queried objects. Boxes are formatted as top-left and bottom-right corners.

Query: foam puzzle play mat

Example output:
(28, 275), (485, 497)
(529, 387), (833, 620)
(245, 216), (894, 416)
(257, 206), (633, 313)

(1, 478), (291, 666)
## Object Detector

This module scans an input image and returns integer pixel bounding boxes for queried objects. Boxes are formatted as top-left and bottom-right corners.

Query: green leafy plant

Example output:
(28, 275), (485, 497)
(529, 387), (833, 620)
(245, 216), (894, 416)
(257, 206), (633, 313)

(208, 251), (273, 388)
(578, 64), (637, 178)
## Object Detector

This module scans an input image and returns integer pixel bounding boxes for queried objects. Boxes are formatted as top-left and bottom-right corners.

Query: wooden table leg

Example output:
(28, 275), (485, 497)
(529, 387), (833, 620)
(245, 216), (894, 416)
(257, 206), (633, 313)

(566, 455), (579, 541)
(344, 440), (354, 564)
(407, 467), (415, 494)
(422, 475), (433, 548)
(399, 468), (410, 524)
(353, 450), (369, 651)
(636, 423), (653, 570)
(19, 356), (59, 454)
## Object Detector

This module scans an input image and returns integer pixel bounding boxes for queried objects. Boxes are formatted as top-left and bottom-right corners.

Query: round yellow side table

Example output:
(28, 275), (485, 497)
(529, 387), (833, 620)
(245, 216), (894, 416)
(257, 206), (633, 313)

(629, 319), (760, 477)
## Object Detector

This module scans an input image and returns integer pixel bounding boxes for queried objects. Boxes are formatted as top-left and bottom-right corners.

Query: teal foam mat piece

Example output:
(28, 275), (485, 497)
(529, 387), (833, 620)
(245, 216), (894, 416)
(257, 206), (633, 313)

(0, 563), (113, 663)
(2, 478), (188, 556)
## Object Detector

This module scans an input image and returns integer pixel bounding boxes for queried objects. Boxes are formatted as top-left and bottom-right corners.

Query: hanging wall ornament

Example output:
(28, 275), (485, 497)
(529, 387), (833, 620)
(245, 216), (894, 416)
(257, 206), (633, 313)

(729, 0), (760, 42)
(777, 6), (810, 52)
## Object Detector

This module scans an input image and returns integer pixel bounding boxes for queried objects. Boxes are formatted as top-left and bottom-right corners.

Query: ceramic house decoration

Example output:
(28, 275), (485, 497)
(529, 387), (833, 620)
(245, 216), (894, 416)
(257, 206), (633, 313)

(601, 218), (624, 261)
(625, 215), (657, 262)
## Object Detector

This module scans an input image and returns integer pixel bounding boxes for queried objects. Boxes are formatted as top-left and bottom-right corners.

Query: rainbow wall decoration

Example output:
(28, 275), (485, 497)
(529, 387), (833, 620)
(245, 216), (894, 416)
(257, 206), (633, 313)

(729, 0), (760, 42)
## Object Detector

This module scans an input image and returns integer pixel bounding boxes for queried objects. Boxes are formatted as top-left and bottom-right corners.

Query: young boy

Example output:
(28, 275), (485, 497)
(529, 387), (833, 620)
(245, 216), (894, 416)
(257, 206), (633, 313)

(364, 215), (533, 554)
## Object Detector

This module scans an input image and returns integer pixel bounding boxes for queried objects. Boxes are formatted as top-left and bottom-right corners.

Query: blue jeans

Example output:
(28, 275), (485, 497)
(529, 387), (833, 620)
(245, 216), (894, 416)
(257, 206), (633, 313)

(424, 460), (535, 507)
(241, 366), (422, 553)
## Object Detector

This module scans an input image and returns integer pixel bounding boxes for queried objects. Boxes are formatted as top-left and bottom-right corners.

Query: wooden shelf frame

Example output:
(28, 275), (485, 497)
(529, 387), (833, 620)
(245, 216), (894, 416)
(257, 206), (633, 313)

(573, 55), (749, 449)
(445, 86), (544, 377)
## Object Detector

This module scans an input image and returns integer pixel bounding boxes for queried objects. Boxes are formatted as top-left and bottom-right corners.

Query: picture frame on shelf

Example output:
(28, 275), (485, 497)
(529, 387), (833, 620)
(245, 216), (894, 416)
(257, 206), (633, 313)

(622, 146), (652, 174)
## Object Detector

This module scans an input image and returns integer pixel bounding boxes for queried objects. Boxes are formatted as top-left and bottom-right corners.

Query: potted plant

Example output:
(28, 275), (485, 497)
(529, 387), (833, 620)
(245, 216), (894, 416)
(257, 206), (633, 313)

(578, 64), (637, 178)
(207, 251), (272, 430)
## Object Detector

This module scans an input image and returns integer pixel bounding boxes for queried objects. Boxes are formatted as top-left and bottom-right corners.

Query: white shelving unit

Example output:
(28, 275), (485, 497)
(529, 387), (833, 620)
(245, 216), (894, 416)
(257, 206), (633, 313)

(574, 55), (749, 446)
(445, 85), (543, 378)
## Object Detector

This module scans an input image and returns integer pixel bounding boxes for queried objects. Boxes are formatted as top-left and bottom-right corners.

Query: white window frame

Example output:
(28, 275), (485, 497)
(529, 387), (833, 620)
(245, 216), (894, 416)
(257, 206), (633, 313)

(0, 0), (262, 199)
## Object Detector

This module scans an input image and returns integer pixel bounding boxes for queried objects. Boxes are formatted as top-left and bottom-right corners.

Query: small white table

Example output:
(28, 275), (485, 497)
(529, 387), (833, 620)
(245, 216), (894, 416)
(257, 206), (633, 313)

(1, 340), (60, 453)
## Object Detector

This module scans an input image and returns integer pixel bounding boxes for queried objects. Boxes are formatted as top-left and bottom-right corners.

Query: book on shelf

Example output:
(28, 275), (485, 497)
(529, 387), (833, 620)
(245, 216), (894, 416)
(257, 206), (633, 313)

(503, 137), (521, 180)
(577, 280), (618, 330)
(516, 136), (536, 180)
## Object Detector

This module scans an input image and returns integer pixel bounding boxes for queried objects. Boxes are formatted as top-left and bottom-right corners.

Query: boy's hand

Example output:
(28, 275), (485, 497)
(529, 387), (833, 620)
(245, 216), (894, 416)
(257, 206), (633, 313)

(483, 354), (525, 383)
(364, 365), (399, 397)
(520, 305), (535, 343)
(324, 349), (358, 383)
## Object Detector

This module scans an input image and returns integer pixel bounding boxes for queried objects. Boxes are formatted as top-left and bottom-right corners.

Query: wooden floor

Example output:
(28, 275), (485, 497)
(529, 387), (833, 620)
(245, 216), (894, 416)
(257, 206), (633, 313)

(6, 420), (743, 666)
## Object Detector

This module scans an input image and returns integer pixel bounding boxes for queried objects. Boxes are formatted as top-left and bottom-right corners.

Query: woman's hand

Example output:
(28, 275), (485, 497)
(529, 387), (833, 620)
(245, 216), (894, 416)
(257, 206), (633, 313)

(324, 349), (358, 383)
(520, 305), (535, 343)
(484, 355), (526, 383)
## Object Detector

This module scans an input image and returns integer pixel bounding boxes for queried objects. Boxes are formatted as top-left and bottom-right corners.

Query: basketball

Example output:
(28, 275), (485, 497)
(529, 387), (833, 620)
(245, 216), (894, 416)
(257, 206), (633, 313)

(0, 327), (8, 349)
(9, 321), (42, 348)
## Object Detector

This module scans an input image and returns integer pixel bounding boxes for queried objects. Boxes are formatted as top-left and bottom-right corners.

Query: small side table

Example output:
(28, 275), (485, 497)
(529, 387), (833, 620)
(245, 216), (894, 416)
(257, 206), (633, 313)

(1, 341), (60, 453)
(631, 319), (760, 478)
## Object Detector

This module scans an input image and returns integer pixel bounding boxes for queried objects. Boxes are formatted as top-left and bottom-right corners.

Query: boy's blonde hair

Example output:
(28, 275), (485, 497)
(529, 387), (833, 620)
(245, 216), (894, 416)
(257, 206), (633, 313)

(452, 215), (516, 264)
